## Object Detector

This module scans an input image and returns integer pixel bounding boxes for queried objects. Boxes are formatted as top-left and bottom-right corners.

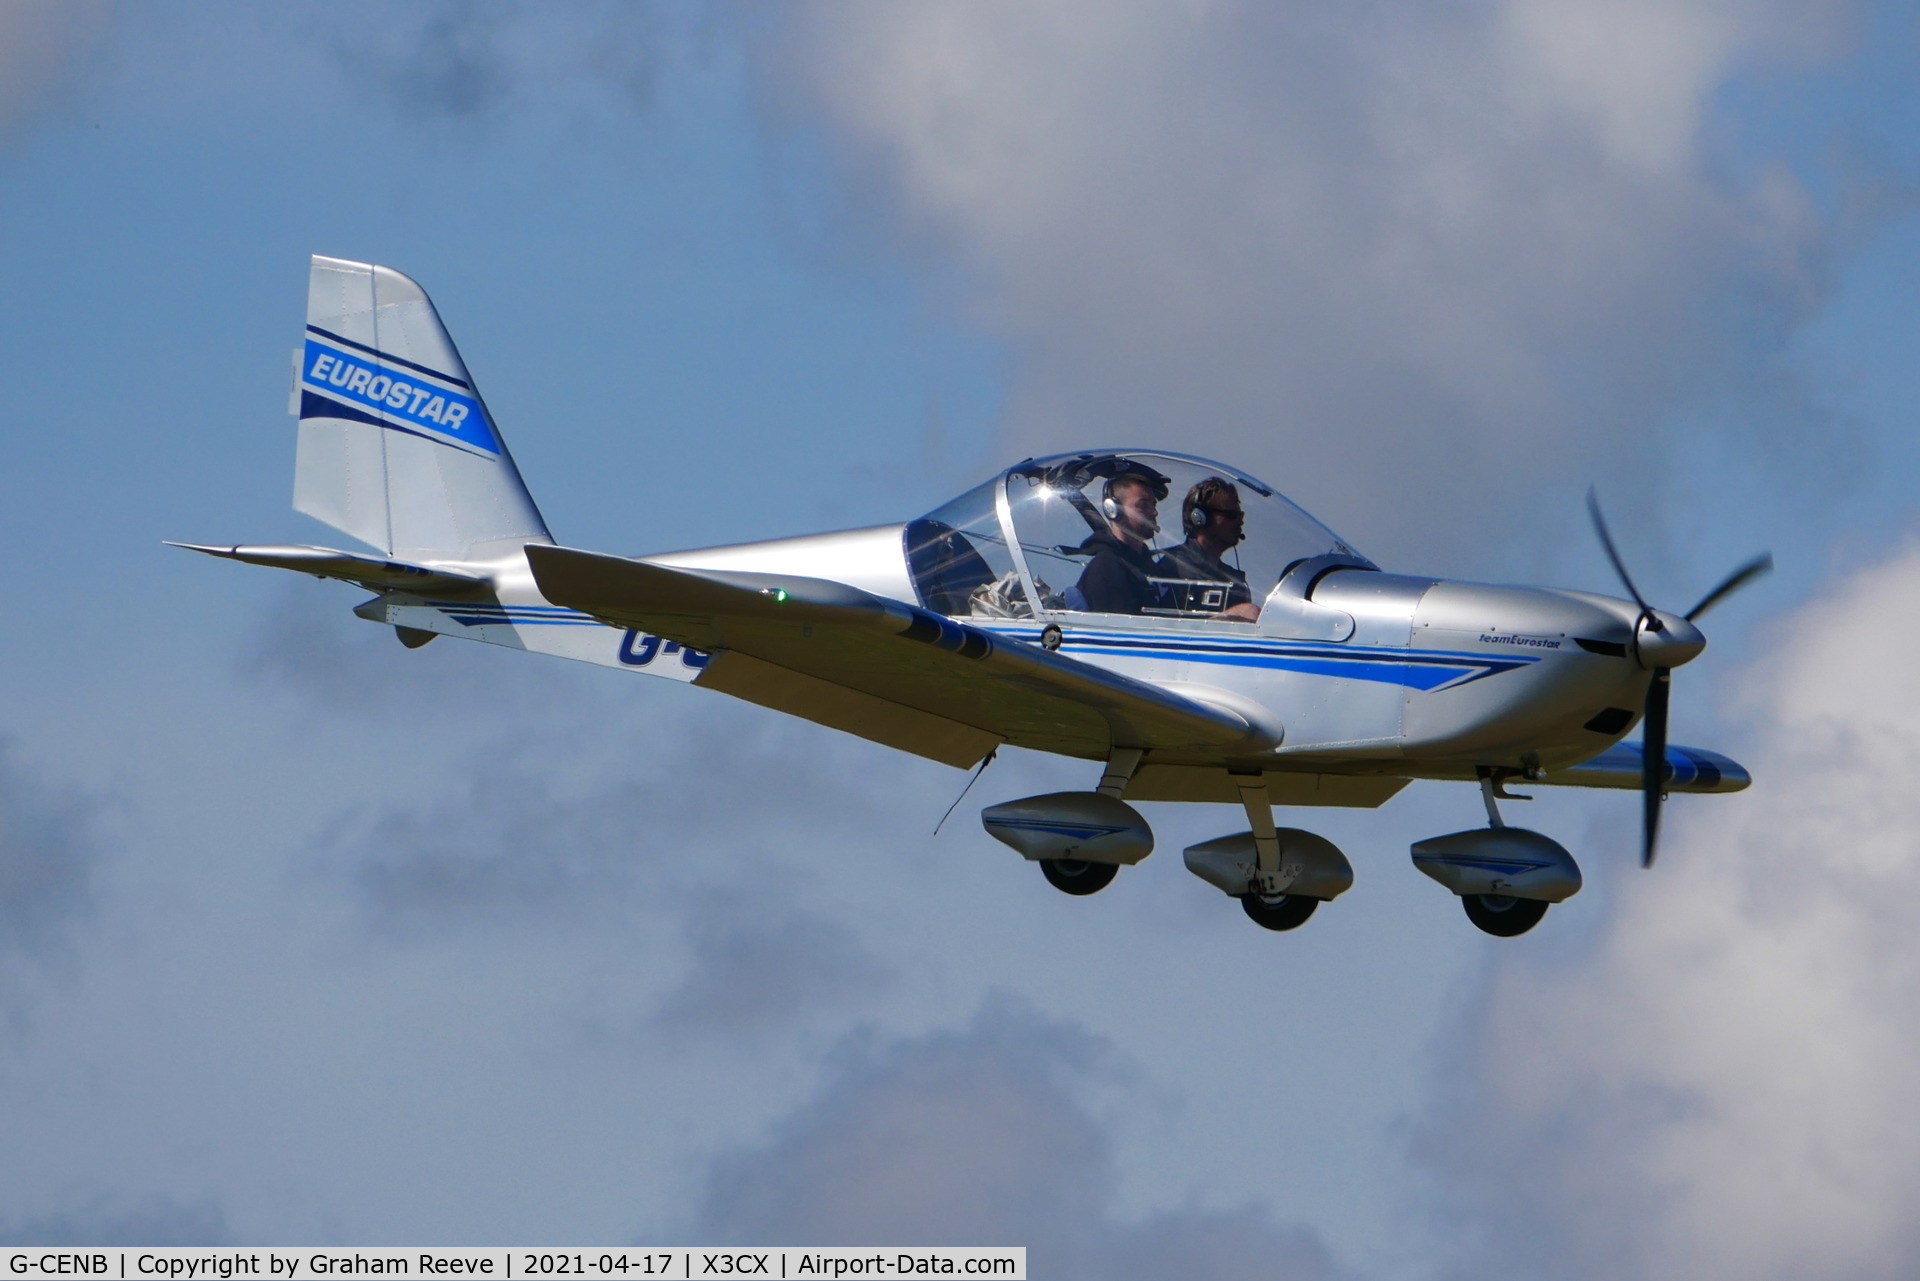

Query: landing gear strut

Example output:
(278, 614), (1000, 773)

(991, 747), (1147, 898)
(1223, 772), (1340, 931)
(1234, 772), (1287, 899)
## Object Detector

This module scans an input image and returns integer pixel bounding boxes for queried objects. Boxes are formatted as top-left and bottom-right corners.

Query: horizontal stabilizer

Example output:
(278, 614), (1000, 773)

(526, 543), (1279, 760)
(166, 542), (488, 592)
(1545, 742), (1749, 794)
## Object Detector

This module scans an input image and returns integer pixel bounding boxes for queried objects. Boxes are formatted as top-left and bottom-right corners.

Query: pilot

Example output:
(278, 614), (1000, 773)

(1068, 473), (1162, 614)
(1157, 477), (1259, 622)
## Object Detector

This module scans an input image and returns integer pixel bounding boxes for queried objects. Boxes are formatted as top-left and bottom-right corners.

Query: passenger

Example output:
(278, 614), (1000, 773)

(1068, 474), (1162, 614)
(1157, 477), (1260, 621)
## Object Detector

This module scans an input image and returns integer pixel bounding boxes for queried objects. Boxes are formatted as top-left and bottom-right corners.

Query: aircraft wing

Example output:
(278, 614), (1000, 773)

(525, 544), (1279, 768)
(1543, 742), (1750, 793)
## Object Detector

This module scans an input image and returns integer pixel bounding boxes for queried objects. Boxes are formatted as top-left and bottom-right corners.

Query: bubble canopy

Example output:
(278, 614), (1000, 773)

(905, 450), (1370, 622)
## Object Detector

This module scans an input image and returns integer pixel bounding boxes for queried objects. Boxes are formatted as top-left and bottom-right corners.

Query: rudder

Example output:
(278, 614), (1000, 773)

(294, 255), (550, 560)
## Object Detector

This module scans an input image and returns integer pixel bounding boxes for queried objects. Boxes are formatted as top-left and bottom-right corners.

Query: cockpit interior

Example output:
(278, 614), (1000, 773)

(906, 451), (1370, 625)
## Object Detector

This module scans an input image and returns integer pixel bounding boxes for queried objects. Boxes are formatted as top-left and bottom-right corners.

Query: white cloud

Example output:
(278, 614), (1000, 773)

(1495, 0), (1839, 173)
(301, 0), (675, 123)
(690, 998), (1348, 1279)
(1419, 539), (1920, 1280)
(766, 0), (1857, 567)
(329, 712), (897, 937)
(652, 892), (894, 1038)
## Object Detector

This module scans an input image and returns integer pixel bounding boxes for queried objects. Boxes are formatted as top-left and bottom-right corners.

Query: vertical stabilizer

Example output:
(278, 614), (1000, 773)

(294, 255), (550, 560)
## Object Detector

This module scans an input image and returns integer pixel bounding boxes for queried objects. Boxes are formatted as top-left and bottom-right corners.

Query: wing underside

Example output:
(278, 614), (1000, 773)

(1544, 742), (1749, 793)
(525, 544), (1279, 768)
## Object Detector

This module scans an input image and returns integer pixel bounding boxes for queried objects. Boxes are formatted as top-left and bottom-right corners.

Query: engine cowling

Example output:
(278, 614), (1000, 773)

(980, 792), (1154, 865)
(1410, 827), (1582, 902)
(1183, 829), (1354, 899)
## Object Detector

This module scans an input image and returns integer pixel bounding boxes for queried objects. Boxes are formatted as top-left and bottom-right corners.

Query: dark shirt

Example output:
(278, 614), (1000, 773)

(1071, 528), (1160, 614)
(1154, 541), (1252, 613)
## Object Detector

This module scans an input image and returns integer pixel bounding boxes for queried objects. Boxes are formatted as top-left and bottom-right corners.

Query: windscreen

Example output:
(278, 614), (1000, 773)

(1002, 452), (1366, 622)
(904, 480), (1029, 617)
(909, 452), (1366, 622)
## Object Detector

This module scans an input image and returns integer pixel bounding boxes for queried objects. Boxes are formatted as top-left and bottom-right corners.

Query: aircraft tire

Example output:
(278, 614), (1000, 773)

(1462, 893), (1549, 937)
(1039, 858), (1118, 896)
(1240, 893), (1320, 931)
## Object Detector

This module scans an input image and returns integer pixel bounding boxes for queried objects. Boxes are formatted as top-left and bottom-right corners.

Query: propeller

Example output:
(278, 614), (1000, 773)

(1586, 490), (1772, 868)
(1685, 554), (1775, 623)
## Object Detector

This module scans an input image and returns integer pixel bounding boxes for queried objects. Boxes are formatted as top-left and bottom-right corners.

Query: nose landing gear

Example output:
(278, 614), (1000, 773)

(1412, 774), (1581, 937)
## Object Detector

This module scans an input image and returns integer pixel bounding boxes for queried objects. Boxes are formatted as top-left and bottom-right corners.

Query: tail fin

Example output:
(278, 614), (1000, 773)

(294, 255), (550, 561)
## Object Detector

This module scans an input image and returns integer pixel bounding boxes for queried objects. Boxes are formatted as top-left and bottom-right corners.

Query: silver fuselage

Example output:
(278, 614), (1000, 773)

(359, 519), (1725, 802)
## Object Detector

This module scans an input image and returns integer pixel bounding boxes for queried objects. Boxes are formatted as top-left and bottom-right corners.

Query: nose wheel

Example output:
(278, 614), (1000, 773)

(1462, 893), (1549, 936)
(1039, 858), (1119, 896)
(1240, 893), (1319, 931)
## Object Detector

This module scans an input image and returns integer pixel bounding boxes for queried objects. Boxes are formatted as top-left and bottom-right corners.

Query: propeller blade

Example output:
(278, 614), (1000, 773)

(1586, 488), (1653, 618)
(1685, 552), (1774, 621)
(1641, 669), (1671, 868)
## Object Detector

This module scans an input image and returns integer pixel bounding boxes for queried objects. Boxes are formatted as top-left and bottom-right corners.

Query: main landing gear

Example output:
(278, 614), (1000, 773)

(1460, 893), (1550, 936)
(1181, 773), (1355, 932)
(1409, 773), (1582, 937)
(986, 756), (1584, 938)
(1039, 859), (1119, 896)
(1240, 892), (1319, 932)
(980, 748), (1151, 897)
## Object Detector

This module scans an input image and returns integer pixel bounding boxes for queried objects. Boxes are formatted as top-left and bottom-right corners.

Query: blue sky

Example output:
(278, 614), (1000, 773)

(3, 4), (1920, 1278)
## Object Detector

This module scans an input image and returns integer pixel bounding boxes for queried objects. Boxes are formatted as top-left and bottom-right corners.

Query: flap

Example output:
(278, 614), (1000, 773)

(697, 650), (1001, 768)
(526, 544), (1278, 760)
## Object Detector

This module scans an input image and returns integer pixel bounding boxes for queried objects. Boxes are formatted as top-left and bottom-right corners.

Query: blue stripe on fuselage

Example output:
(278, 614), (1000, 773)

(428, 602), (602, 627)
(980, 624), (1538, 691)
(1009, 626), (1535, 691)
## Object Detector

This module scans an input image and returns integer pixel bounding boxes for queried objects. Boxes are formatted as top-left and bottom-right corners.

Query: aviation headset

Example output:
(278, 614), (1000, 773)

(1183, 477), (1238, 532)
(1096, 463), (1171, 521)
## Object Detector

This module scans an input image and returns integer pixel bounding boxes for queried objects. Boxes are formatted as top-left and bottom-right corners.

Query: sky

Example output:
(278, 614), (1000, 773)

(1, 2), (1919, 1277)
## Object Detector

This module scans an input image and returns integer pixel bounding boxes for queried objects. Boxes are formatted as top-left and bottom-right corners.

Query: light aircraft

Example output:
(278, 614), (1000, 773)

(176, 256), (1769, 937)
